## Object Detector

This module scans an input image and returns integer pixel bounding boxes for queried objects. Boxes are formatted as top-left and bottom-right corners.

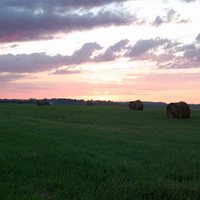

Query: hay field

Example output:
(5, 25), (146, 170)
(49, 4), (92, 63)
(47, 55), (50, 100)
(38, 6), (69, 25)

(0, 103), (200, 199)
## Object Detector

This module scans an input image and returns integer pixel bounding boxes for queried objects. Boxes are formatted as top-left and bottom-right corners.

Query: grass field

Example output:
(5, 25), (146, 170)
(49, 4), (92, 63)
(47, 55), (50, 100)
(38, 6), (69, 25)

(0, 103), (200, 199)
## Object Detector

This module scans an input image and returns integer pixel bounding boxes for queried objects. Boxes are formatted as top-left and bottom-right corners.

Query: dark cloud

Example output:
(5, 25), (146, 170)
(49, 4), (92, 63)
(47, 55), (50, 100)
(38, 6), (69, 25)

(196, 33), (200, 42)
(93, 39), (129, 62)
(124, 36), (200, 68)
(125, 37), (169, 57)
(0, 73), (27, 82)
(71, 43), (102, 64)
(151, 8), (190, 27)
(1, 37), (200, 74)
(159, 60), (200, 69)
(0, 53), (60, 73)
(184, 49), (200, 62)
(51, 68), (82, 75)
(166, 8), (176, 20)
(108, 39), (129, 52)
(9, 44), (19, 48)
(164, 41), (181, 50)
(0, 42), (102, 73)
(173, 44), (196, 53)
(1, 0), (129, 9)
(158, 47), (200, 69)
(0, 39), (130, 74)
(179, 18), (191, 23)
(181, 0), (198, 2)
(0, 44), (19, 50)
(152, 16), (163, 27)
(0, 0), (135, 43)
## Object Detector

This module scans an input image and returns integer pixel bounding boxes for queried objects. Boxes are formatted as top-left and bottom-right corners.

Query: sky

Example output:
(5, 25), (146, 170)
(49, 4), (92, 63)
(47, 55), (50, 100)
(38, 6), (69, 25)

(0, 0), (200, 104)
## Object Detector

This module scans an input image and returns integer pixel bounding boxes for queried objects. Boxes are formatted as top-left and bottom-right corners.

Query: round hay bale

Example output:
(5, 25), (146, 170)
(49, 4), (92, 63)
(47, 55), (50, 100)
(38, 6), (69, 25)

(129, 100), (143, 110)
(37, 101), (44, 106)
(86, 101), (93, 106)
(44, 101), (49, 105)
(166, 101), (190, 118)
(18, 100), (23, 104)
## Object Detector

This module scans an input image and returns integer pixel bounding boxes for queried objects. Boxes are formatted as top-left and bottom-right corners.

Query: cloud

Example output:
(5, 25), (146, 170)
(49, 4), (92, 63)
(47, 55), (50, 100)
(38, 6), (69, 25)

(51, 68), (82, 75)
(152, 16), (163, 27)
(123, 36), (200, 68)
(196, 33), (200, 43)
(158, 48), (200, 69)
(0, 1), (135, 43)
(0, 44), (19, 50)
(0, 73), (28, 82)
(184, 49), (200, 62)
(10, 44), (19, 48)
(0, 53), (61, 73)
(158, 61), (199, 69)
(1, 36), (200, 74)
(125, 37), (169, 58)
(0, 42), (102, 73)
(0, 40), (130, 74)
(151, 8), (190, 27)
(1, 0), (130, 9)
(181, 0), (198, 2)
(93, 39), (129, 62)
(70, 43), (102, 64)
(173, 44), (196, 53)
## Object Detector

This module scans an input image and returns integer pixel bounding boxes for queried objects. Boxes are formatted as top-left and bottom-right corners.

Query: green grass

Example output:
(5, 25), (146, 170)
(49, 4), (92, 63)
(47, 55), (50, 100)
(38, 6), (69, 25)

(0, 103), (200, 199)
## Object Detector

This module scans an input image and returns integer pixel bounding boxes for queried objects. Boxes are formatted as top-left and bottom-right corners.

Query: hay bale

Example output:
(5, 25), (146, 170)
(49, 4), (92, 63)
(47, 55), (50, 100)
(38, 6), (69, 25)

(18, 100), (23, 104)
(86, 101), (93, 106)
(166, 101), (190, 118)
(37, 101), (44, 106)
(129, 100), (143, 110)
(44, 101), (49, 105)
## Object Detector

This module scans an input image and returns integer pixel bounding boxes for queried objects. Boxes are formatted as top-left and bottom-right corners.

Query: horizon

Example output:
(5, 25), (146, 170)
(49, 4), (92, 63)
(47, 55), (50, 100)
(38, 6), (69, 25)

(1, 97), (200, 106)
(0, 0), (200, 104)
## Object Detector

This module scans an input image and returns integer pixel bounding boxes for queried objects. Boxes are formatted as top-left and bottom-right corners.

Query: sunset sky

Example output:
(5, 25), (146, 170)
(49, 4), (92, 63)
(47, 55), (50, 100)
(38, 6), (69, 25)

(0, 0), (200, 103)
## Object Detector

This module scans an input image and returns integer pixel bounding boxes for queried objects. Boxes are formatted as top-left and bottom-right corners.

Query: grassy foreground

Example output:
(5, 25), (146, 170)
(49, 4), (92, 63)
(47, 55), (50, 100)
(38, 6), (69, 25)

(0, 103), (200, 200)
